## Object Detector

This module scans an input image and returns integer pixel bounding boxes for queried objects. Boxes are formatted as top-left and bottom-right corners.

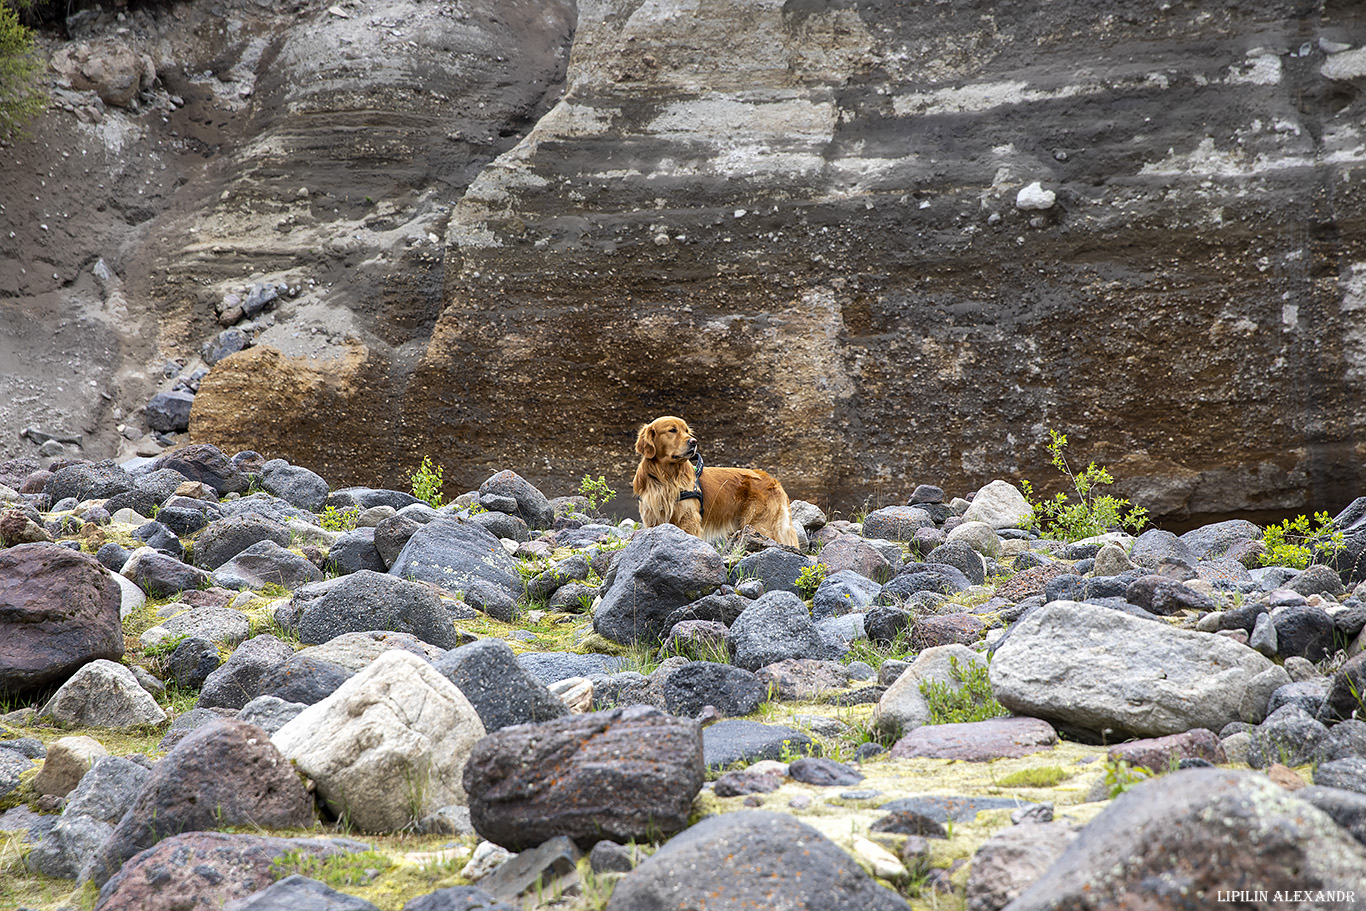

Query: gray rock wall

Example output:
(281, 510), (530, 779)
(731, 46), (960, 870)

(4, 0), (1365, 522)
(409, 0), (1366, 520)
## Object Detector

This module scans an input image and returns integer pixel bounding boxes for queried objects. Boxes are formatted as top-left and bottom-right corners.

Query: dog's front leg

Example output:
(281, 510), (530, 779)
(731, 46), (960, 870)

(670, 503), (704, 538)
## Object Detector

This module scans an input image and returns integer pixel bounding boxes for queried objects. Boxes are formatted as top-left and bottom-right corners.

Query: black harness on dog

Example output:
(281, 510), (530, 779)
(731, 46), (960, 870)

(677, 451), (705, 518)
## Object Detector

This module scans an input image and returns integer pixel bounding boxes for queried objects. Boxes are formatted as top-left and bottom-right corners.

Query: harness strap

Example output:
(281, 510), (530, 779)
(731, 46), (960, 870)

(677, 451), (705, 518)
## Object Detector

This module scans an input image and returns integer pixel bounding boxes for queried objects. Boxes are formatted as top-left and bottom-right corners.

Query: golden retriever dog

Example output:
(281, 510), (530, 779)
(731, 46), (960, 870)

(633, 415), (800, 547)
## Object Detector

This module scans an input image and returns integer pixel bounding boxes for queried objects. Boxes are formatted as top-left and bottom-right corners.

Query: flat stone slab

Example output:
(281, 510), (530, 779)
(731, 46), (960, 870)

(888, 716), (1058, 761)
(878, 794), (1044, 824)
(702, 719), (817, 770)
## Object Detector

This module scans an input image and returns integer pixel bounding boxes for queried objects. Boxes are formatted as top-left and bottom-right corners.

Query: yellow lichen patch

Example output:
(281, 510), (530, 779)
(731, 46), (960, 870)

(0, 831), (97, 911)
(265, 832), (484, 911)
(3, 717), (169, 761)
(453, 612), (592, 655)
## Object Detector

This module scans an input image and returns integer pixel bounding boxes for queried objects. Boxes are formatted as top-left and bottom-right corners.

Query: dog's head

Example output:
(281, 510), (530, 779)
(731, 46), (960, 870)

(635, 415), (697, 462)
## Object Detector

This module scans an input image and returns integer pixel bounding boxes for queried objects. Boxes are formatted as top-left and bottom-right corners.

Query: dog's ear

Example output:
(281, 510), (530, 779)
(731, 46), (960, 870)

(635, 424), (656, 459)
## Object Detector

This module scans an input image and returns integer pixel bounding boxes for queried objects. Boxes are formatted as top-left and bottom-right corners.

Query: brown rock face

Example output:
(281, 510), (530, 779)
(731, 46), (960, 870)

(0, 543), (124, 694)
(462, 705), (704, 851)
(397, 0), (1366, 521)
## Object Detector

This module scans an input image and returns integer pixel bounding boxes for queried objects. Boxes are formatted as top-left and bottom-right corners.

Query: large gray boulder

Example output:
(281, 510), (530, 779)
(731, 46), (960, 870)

(38, 659), (167, 729)
(961, 481), (1032, 530)
(149, 446), (252, 497)
(26, 813), (113, 879)
(1179, 519), (1262, 561)
(1003, 769), (1366, 908)
(605, 811), (911, 911)
(662, 661), (766, 717)
(1128, 528), (1199, 569)
(62, 755), (151, 824)
(272, 650), (486, 833)
(732, 547), (811, 597)
(212, 540), (324, 591)
(726, 590), (829, 671)
(478, 470), (554, 530)
(260, 459), (330, 512)
(812, 568), (882, 619)
(198, 634), (295, 710)
(195, 513), (293, 571)
(44, 459), (136, 504)
(861, 506), (935, 542)
(432, 638), (569, 731)
(593, 524), (727, 645)
(387, 518), (522, 615)
(283, 572), (458, 648)
(990, 600), (1274, 738)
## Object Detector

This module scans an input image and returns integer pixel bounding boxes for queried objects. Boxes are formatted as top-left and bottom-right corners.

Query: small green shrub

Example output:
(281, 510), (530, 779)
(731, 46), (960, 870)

(319, 504), (361, 532)
(410, 456), (445, 508)
(578, 474), (617, 514)
(0, 1), (44, 141)
(1259, 512), (1344, 570)
(1021, 429), (1148, 542)
(795, 562), (828, 599)
(1103, 758), (1151, 798)
(919, 655), (1009, 725)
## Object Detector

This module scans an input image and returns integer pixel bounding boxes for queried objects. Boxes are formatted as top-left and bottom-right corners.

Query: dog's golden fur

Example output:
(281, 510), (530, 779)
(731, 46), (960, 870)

(632, 415), (799, 547)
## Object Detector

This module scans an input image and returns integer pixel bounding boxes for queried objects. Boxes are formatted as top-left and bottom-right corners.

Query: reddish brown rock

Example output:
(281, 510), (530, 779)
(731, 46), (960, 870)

(713, 769), (785, 798)
(889, 717), (1058, 762)
(463, 705), (704, 851)
(914, 614), (988, 649)
(0, 543), (123, 694)
(87, 719), (315, 886)
(1106, 728), (1226, 773)
(995, 563), (1075, 602)
(1267, 762), (1308, 792)
(0, 509), (51, 546)
(754, 658), (854, 701)
(818, 535), (894, 583)
(93, 832), (369, 911)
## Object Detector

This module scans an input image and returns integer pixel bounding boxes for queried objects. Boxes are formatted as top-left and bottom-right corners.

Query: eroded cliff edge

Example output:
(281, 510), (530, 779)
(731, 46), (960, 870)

(4, 0), (1365, 521)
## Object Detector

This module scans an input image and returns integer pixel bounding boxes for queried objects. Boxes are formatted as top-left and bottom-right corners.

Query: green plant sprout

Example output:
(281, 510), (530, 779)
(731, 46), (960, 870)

(919, 655), (1009, 725)
(319, 504), (361, 531)
(1020, 429), (1149, 542)
(1259, 512), (1345, 570)
(410, 456), (445, 508)
(579, 474), (617, 514)
(1103, 758), (1152, 798)
(795, 562), (829, 599)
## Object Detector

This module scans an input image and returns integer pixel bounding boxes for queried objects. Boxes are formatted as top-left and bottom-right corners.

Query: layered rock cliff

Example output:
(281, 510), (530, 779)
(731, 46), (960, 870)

(3, 0), (1366, 521)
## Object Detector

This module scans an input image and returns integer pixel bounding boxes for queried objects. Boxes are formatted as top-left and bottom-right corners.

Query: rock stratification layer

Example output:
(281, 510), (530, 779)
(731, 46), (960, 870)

(6, 0), (1366, 521)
